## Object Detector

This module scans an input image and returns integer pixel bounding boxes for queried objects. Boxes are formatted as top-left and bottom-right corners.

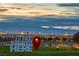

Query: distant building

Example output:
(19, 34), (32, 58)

(10, 34), (32, 52)
(0, 34), (16, 46)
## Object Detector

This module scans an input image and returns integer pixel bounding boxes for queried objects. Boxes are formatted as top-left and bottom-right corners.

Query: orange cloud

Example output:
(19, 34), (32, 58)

(0, 3), (78, 17)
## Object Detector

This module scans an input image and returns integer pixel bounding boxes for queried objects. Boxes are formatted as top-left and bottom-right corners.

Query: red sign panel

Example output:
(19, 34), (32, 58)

(32, 36), (41, 50)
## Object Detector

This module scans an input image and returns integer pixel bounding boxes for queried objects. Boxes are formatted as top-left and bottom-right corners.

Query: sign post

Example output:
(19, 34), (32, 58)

(32, 36), (41, 50)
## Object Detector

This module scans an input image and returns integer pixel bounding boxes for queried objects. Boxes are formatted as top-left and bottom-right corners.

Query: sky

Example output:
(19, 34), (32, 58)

(0, 3), (78, 33)
(0, 3), (79, 18)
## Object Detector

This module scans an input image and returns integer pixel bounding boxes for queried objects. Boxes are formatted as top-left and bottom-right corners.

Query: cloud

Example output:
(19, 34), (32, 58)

(52, 26), (79, 30)
(41, 26), (79, 30)
(58, 3), (79, 7)
(57, 3), (79, 16)
(0, 9), (8, 12)
(0, 3), (78, 18)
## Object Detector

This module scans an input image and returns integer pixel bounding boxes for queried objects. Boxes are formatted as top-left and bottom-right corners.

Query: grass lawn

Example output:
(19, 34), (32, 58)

(0, 46), (79, 56)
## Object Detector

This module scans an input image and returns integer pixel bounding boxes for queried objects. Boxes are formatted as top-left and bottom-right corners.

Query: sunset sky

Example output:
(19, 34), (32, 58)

(0, 3), (79, 18)
(0, 3), (78, 33)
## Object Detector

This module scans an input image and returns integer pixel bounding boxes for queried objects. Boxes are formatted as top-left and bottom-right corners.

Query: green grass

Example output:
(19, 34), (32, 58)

(0, 46), (10, 56)
(0, 46), (79, 56)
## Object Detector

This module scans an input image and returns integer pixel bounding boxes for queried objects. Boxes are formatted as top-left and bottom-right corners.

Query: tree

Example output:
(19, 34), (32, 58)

(63, 38), (66, 42)
(73, 32), (79, 45)
(54, 37), (60, 46)
(54, 37), (60, 42)
(48, 37), (53, 46)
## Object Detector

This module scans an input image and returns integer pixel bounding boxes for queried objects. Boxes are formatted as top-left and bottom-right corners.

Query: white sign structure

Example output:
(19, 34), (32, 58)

(10, 34), (32, 52)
